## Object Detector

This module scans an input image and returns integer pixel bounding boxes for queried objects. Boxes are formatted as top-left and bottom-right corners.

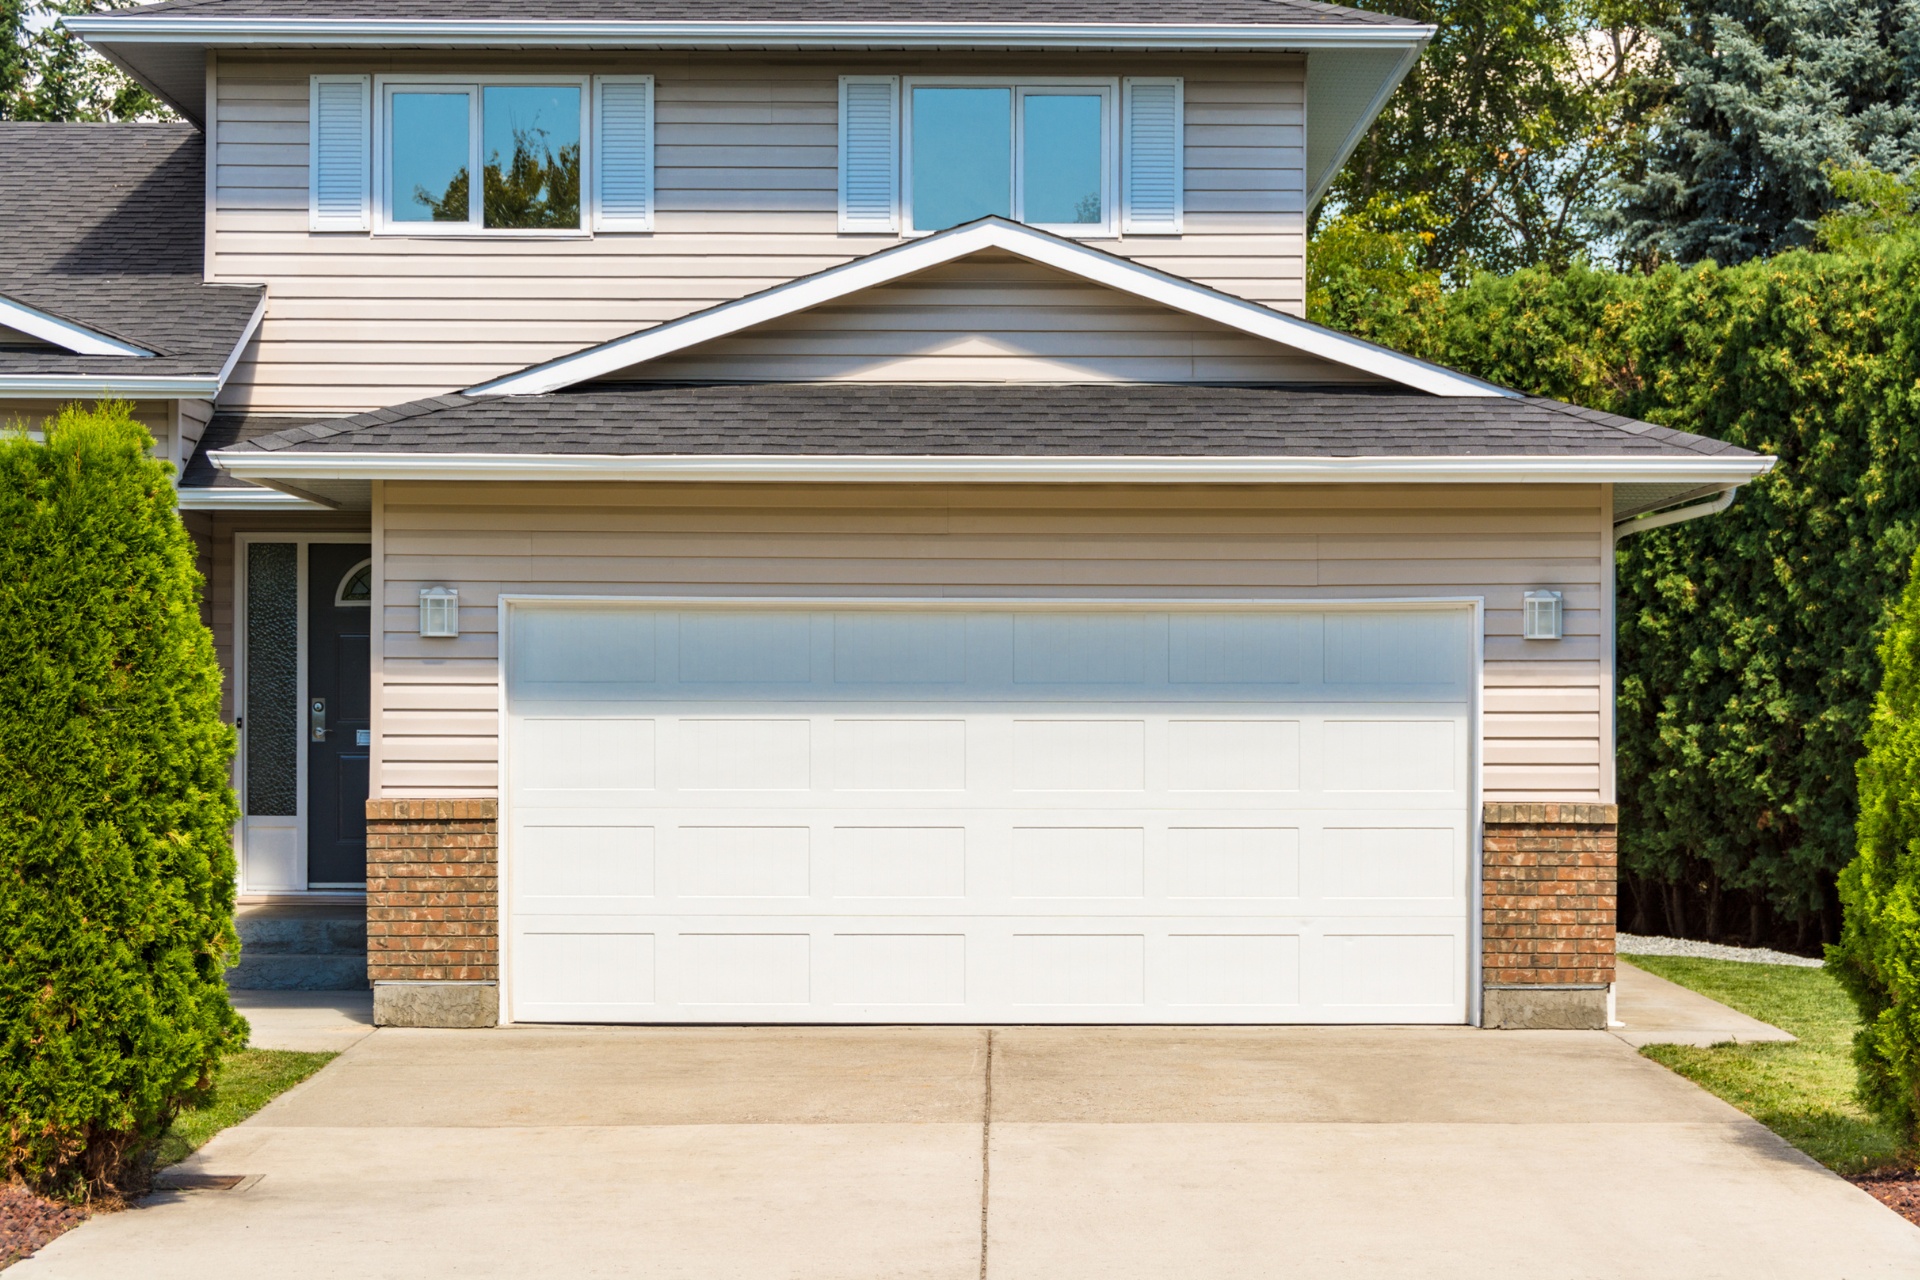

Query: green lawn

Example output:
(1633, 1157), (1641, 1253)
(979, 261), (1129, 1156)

(150, 1048), (336, 1170)
(1627, 954), (1906, 1176)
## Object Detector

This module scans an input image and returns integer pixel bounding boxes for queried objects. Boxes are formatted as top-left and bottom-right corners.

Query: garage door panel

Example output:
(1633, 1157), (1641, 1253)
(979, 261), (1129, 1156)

(507, 604), (1473, 1025)
(510, 914), (1468, 1023)
(828, 826), (970, 898)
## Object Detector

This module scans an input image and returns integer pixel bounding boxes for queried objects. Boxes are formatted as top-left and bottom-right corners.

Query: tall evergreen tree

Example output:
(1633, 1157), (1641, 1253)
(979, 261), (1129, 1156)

(1609, 0), (1920, 265)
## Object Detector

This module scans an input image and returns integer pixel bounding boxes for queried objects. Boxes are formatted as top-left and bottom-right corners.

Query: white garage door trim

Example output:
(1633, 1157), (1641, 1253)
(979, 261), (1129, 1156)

(495, 595), (1486, 1026)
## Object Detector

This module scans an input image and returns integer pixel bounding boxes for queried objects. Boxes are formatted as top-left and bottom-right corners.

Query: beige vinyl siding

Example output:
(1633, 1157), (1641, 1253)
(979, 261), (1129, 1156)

(212, 53), (1306, 413)
(172, 398), (214, 477)
(619, 252), (1372, 384)
(375, 481), (1610, 803)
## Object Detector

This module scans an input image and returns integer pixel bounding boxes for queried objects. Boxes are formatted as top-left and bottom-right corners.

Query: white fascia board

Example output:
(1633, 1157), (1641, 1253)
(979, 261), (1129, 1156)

(212, 450), (1777, 488)
(468, 218), (1509, 399)
(0, 296), (152, 357)
(0, 375), (221, 396)
(214, 293), (268, 395)
(69, 18), (1434, 51)
(176, 486), (327, 511)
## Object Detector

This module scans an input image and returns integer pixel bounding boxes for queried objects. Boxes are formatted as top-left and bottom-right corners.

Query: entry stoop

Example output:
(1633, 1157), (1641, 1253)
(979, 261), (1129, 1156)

(229, 903), (370, 991)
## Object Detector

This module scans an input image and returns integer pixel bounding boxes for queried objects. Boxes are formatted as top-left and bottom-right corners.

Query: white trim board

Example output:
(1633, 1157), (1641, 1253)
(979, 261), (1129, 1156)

(213, 450), (1777, 488)
(177, 487), (327, 511)
(70, 18), (1436, 51)
(0, 295), (151, 357)
(467, 217), (1512, 399)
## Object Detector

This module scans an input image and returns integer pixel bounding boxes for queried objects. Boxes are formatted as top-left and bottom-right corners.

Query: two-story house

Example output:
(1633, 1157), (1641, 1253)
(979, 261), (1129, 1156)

(0, 1), (1771, 1031)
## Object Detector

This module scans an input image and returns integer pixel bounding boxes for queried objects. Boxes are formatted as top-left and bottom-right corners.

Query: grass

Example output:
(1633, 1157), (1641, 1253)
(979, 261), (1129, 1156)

(150, 1048), (336, 1170)
(1627, 954), (1906, 1176)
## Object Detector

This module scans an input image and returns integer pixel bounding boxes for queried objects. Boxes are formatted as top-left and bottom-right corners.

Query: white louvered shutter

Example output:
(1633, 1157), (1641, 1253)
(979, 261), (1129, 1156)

(594, 76), (654, 232)
(1123, 77), (1183, 235)
(839, 76), (899, 233)
(310, 75), (370, 232)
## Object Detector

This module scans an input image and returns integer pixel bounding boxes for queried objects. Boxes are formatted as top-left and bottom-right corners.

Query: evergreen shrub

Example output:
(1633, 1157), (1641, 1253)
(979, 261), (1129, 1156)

(1314, 224), (1920, 942)
(1831, 545), (1920, 1149)
(0, 402), (243, 1199)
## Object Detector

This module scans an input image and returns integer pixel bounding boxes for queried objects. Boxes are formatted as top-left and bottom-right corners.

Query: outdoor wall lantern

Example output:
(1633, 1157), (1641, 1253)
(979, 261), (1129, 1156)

(419, 586), (460, 638)
(1522, 589), (1564, 641)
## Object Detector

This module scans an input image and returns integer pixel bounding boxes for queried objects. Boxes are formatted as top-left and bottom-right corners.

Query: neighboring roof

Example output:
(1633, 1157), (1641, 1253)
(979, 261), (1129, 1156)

(0, 123), (264, 395)
(470, 218), (1505, 401)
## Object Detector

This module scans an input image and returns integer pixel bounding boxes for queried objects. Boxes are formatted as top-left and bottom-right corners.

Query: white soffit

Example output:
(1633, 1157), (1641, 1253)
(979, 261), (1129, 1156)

(0, 295), (151, 357)
(1306, 45), (1423, 208)
(468, 217), (1509, 399)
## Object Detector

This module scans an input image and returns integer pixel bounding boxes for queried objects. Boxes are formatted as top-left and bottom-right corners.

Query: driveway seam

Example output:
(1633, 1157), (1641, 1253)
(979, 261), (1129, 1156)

(979, 1028), (995, 1280)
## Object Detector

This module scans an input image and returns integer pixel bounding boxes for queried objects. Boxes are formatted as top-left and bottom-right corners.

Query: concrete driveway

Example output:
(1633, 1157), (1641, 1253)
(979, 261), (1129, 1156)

(19, 1024), (1920, 1279)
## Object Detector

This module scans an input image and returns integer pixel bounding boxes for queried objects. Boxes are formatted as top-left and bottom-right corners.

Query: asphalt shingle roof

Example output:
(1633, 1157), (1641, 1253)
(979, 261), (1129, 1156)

(101, 0), (1418, 26)
(211, 382), (1756, 462)
(0, 123), (261, 379)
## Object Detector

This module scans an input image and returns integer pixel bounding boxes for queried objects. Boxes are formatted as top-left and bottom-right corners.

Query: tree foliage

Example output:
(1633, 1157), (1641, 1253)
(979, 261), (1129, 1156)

(1606, 0), (1920, 266)
(0, 403), (243, 1200)
(1831, 544), (1920, 1149)
(2, 0), (169, 122)
(1331, 0), (1673, 276)
(1313, 210), (1920, 941)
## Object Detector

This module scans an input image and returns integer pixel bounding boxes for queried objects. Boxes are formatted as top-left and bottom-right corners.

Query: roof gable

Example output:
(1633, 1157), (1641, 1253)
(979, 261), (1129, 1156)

(583, 250), (1387, 387)
(471, 218), (1509, 399)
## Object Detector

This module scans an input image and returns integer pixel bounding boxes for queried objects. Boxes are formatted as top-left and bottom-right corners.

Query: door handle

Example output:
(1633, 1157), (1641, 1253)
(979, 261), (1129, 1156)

(310, 697), (327, 741)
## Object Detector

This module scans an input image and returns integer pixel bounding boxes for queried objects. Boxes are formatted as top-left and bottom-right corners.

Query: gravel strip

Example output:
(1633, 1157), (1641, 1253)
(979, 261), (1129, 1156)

(1, 1183), (87, 1269)
(1618, 932), (1824, 968)
(1852, 1173), (1920, 1229)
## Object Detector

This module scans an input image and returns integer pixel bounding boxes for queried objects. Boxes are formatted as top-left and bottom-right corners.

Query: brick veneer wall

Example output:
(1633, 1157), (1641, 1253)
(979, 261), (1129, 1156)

(1482, 802), (1617, 988)
(365, 798), (498, 983)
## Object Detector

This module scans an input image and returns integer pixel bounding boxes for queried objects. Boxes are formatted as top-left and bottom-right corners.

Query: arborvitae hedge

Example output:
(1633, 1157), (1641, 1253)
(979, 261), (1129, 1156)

(1833, 545), (1920, 1147)
(0, 402), (243, 1199)
(1319, 228), (1920, 946)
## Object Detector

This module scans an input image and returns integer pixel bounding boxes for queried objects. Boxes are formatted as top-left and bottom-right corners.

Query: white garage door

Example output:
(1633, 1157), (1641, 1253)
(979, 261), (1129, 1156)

(503, 603), (1474, 1024)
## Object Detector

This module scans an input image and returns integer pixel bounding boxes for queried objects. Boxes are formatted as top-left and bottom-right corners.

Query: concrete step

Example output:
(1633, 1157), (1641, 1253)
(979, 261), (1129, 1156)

(229, 952), (369, 992)
(231, 904), (369, 991)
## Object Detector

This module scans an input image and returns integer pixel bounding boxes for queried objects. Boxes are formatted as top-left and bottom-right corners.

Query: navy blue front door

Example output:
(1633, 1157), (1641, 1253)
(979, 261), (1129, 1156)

(307, 543), (372, 887)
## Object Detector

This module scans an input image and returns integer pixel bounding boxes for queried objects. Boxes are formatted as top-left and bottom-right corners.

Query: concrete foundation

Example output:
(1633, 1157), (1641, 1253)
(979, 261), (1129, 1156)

(374, 980), (498, 1028)
(1483, 984), (1609, 1030)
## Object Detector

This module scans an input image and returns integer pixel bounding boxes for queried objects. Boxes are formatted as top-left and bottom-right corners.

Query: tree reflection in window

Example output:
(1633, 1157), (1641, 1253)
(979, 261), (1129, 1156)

(411, 86), (582, 230)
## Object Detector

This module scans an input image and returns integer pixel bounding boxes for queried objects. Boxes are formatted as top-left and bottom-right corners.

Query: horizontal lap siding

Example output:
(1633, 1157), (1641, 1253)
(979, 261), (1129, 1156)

(212, 54), (1305, 413)
(375, 482), (1609, 802)
(625, 255), (1362, 383)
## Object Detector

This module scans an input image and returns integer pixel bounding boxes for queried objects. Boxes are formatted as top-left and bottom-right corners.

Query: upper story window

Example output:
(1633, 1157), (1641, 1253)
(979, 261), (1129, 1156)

(310, 73), (654, 236)
(841, 76), (1181, 239)
(907, 82), (1113, 235)
(387, 81), (583, 231)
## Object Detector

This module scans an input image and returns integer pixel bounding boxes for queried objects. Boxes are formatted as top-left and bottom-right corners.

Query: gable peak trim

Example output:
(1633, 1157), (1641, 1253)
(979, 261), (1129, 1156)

(467, 217), (1510, 400)
(0, 295), (153, 358)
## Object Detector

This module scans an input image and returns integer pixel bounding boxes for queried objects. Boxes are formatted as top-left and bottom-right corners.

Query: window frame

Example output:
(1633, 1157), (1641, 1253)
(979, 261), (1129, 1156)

(372, 73), (594, 238)
(900, 76), (1120, 239)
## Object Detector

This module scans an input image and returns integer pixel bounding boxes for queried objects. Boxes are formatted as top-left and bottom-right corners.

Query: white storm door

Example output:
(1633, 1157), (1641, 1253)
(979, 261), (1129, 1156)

(504, 603), (1474, 1025)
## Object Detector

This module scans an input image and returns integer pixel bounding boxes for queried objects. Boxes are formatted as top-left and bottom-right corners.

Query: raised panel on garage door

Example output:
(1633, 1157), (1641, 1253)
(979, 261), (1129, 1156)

(505, 603), (1473, 1025)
